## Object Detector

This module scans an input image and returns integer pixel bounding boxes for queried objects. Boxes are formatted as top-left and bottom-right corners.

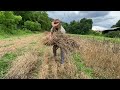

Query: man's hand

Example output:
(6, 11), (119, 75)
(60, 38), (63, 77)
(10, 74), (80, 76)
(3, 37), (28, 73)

(51, 32), (53, 35)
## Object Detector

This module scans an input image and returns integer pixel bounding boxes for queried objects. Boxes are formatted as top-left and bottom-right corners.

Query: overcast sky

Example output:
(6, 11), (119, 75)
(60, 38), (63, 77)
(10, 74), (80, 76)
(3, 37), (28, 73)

(47, 11), (120, 29)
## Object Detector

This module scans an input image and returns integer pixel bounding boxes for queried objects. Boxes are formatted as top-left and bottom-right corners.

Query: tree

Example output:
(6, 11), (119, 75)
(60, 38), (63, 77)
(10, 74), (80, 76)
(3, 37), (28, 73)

(111, 20), (120, 28)
(13, 11), (51, 31)
(79, 18), (93, 34)
(65, 18), (93, 34)
(24, 21), (41, 31)
(62, 22), (69, 33)
(0, 11), (22, 29)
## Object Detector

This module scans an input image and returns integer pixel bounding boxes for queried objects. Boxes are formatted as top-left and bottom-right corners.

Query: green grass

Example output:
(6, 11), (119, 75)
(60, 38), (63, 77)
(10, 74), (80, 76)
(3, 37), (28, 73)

(69, 34), (120, 43)
(3, 43), (14, 47)
(0, 33), (31, 40)
(30, 42), (37, 45)
(0, 43), (14, 48)
(0, 52), (17, 78)
(0, 28), (42, 40)
(0, 33), (40, 41)
(72, 52), (94, 78)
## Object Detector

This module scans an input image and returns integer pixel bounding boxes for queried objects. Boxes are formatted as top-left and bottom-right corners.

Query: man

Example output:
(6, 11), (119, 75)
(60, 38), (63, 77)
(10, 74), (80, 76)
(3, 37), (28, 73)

(50, 19), (66, 64)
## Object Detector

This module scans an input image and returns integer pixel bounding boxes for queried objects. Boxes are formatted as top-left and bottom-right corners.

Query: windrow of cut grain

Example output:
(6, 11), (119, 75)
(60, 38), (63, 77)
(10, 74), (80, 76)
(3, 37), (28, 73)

(4, 51), (39, 79)
(42, 32), (80, 54)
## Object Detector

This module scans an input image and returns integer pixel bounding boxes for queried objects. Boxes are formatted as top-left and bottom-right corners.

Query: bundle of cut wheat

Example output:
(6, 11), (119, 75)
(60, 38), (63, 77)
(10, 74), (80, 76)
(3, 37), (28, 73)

(53, 33), (79, 53)
(42, 32), (54, 46)
(42, 32), (79, 54)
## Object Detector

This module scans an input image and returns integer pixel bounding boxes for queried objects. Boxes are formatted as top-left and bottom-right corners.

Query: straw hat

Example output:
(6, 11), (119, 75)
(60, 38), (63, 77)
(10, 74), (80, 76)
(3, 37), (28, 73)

(52, 19), (61, 27)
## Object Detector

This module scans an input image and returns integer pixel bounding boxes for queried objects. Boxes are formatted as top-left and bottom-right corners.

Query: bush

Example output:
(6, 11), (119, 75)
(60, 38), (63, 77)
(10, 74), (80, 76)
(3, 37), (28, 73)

(24, 21), (41, 31)
(0, 24), (14, 35)
(0, 11), (22, 29)
(22, 29), (32, 33)
(105, 31), (120, 38)
(89, 30), (102, 36)
(0, 24), (32, 36)
(14, 29), (32, 35)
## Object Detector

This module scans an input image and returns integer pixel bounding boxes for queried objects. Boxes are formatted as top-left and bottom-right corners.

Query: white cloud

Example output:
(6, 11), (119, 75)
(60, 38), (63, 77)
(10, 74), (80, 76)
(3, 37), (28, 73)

(92, 26), (108, 31)
(47, 11), (120, 28)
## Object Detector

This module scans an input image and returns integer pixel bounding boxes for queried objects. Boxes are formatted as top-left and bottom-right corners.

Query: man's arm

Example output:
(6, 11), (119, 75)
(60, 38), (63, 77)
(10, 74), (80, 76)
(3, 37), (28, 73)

(60, 26), (66, 34)
(50, 27), (54, 35)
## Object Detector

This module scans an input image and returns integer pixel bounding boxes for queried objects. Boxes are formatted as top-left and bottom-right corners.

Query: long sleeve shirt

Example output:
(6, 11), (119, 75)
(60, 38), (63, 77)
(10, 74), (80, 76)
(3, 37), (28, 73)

(51, 25), (66, 34)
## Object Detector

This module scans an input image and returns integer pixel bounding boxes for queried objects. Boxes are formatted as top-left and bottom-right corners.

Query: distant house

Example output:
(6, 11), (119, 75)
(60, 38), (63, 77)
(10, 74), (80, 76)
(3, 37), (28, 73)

(102, 27), (120, 34)
(92, 26), (120, 34)
(92, 26), (108, 32)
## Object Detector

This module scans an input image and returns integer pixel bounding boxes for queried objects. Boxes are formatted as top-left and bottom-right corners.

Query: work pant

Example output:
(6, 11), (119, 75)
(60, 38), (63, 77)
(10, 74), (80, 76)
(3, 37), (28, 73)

(53, 45), (64, 64)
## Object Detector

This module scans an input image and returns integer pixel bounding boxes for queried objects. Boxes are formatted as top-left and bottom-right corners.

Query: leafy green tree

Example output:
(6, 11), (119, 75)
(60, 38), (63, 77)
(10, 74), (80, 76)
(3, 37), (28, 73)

(0, 11), (22, 29)
(64, 18), (93, 34)
(24, 20), (41, 31)
(14, 11), (51, 31)
(111, 20), (120, 28)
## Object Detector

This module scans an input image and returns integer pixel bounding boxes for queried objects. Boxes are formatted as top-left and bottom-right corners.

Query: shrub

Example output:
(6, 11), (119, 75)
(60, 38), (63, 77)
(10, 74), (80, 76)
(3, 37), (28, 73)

(0, 11), (22, 29)
(105, 31), (120, 38)
(0, 24), (32, 36)
(89, 30), (102, 36)
(24, 21), (41, 31)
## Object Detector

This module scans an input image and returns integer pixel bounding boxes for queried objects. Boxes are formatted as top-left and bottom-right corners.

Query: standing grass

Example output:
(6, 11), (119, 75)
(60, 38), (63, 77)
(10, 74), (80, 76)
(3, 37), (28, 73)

(74, 35), (120, 79)
(0, 28), (41, 40)
(70, 34), (120, 44)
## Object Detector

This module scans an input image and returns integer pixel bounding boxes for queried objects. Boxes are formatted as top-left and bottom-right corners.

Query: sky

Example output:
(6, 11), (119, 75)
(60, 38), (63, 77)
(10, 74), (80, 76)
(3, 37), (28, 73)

(47, 11), (120, 30)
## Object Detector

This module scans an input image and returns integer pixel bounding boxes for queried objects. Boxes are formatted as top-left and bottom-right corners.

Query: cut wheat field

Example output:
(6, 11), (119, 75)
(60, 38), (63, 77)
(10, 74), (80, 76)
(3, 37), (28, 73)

(0, 33), (120, 79)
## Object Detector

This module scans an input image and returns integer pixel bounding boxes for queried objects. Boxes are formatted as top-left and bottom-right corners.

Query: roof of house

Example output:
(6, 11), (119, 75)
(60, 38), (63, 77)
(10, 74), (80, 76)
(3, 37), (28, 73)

(92, 26), (120, 32)
(103, 27), (120, 31)
(92, 26), (108, 31)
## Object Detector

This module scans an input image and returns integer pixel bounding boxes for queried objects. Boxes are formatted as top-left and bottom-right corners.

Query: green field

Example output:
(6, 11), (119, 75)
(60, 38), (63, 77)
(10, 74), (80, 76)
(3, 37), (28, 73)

(70, 34), (120, 43)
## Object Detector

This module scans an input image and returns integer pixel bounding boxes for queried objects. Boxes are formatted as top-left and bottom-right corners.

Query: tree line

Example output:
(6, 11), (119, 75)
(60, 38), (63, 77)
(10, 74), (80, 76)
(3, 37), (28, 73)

(0, 11), (51, 35)
(62, 18), (93, 35)
(62, 17), (120, 38)
(0, 11), (120, 38)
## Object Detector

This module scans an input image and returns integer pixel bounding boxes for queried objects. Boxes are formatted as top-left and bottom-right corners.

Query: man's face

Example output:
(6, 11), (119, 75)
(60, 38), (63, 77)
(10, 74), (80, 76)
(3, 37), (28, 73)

(54, 24), (60, 29)
(52, 20), (60, 30)
(53, 20), (60, 29)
